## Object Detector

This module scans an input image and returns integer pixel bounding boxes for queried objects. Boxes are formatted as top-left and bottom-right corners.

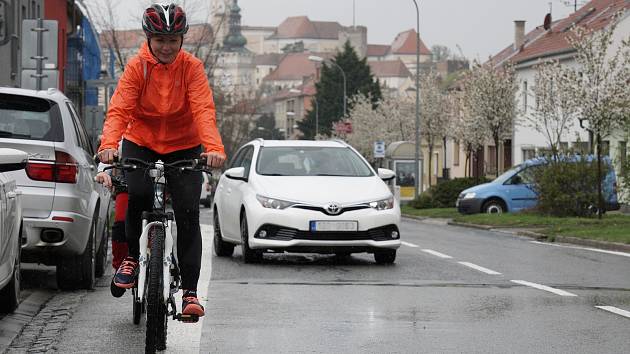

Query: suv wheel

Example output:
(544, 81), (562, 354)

(57, 217), (96, 290)
(95, 214), (110, 278)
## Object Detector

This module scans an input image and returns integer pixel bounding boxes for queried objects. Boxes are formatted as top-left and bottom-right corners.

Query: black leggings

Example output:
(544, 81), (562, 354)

(122, 139), (202, 291)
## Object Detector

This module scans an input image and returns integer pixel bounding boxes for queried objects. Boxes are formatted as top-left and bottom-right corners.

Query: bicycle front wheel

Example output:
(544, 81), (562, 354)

(145, 225), (168, 353)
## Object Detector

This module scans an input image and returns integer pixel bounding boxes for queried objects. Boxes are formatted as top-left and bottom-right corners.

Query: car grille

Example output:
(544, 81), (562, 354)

(255, 224), (399, 241)
(292, 204), (370, 216)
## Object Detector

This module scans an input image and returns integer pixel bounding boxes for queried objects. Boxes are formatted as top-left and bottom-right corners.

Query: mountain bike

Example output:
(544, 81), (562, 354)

(103, 156), (209, 353)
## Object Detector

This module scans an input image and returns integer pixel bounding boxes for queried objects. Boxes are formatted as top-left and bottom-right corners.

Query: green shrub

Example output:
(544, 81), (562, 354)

(410, 192), (433, 209)
(431, 177), (491, 208)
(531, 159), (602, 217)
(411, 177), (490, 209)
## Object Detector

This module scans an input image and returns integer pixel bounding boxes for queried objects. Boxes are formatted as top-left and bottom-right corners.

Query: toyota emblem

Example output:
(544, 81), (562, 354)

(326, 202), (342, 215)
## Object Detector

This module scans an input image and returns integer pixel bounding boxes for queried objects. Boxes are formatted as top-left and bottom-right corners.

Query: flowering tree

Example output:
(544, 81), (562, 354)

(452, 91), (486, 177)
(420, 71), (450, 187)
(462, 62), (518, 177)
(344, 94), (414, 164)
(526, 60), (579, 158)
(566, 16), (630, 217)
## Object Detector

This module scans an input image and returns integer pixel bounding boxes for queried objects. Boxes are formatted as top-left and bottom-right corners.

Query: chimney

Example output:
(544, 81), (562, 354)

(514, 20), (526, 51)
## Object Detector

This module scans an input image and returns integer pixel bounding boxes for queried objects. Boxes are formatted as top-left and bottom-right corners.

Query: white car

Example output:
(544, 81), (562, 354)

(0, 148), (27, 313)
(212, 139), (401, 264)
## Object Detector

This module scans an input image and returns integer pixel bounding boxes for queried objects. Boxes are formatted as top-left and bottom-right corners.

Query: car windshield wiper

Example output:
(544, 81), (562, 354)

(0, 130), (31, 138)
(262, 173), (287, 176)
(315, 173), (350, 176)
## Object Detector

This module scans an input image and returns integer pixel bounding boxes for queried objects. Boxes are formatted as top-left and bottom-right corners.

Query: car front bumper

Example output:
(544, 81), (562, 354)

(456, 197), (484, 214)
(246, 205), (401, 252)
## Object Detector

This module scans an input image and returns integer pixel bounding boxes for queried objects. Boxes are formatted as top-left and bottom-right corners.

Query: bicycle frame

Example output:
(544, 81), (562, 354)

(136, 160), (179, 305)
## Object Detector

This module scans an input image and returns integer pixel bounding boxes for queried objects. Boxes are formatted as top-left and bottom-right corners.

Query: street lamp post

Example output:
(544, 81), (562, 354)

(412, 0), (421, 198)
(308, 55), (347, 117)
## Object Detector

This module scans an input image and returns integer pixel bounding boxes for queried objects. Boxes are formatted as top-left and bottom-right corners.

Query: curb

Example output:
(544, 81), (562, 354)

(404, 215), (630, 254)
(0, 291), (54, 353)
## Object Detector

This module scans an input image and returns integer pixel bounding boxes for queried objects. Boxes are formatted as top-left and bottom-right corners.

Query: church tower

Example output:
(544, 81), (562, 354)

(213, 0), (255, 98)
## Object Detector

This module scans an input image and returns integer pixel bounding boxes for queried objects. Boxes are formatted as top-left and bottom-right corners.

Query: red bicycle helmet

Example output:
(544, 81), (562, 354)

(142, 3), (189, 37)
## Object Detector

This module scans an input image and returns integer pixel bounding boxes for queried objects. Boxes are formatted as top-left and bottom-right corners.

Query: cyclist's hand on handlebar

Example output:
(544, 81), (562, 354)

(200, 151), (226, 168)
(95, 172), (113, 191)
(97, 148), (118, 164)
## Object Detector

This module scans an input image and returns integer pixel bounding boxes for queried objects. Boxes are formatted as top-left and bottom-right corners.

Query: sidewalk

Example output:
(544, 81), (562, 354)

(402, 214), (630, 253)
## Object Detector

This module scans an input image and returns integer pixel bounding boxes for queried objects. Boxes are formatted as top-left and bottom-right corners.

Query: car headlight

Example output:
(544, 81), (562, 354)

(463, 192), (476, 199)
(256, 195), (296, 209)
(369, 197), (395, 210)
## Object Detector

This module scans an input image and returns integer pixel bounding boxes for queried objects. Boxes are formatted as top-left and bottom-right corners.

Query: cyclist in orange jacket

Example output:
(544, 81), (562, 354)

(96, 3), (225, 318)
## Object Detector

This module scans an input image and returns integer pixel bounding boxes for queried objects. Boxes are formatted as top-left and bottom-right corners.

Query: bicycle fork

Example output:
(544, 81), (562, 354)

(137, 219), (177, 304)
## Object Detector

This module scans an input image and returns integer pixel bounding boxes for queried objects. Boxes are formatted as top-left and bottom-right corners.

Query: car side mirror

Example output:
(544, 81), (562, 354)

(377, 168), (396, 181)
(0, 148), (28, 172)
(225, 166), (247, 181)
(511, 175), (523, 185)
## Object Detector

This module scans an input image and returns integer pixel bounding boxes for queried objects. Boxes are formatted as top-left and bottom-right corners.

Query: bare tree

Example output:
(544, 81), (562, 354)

(526, 60), (579, 158)
(87, 0), (130, 73)
(463, 61), (517, 177)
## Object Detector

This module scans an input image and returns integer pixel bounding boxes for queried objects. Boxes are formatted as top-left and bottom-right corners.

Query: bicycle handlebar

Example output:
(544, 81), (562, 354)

(96, 155), (212, 175)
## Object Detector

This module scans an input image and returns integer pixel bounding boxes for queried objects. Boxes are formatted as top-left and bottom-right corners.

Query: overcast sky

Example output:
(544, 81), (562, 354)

(109, 0), (580, 60)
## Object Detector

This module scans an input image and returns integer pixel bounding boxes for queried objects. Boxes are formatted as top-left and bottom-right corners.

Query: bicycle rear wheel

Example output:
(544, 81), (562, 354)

(145, 225), (168, 353)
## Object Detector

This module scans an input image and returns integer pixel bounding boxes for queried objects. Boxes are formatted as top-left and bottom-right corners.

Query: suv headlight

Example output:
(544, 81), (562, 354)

(256, 195), (296, 209)
(369, 197), (395, 210)
(463, 192), (476, 199)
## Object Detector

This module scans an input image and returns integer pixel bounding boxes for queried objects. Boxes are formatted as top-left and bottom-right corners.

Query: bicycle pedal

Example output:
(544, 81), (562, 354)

(175, 313), (199, 323)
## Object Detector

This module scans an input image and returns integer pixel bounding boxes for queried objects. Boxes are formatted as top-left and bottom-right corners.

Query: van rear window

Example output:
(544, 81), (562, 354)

(0, 93), (64, 142)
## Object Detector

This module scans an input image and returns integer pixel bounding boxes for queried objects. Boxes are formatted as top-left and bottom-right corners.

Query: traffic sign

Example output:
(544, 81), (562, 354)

(374, 141), (386, 158)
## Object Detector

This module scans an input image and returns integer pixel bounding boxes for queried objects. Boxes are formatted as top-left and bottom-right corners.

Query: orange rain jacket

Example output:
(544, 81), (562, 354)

(98, 42), (224, 156)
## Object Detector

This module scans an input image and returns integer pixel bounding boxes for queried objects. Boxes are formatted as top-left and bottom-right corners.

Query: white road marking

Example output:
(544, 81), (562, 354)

(530, 241), (630, 258)
(458, 262), (502, 275)
(165, 224), (214, 353)
(401, 241), (419, 248)
(421, 249), (453, 259)
(511, 280), (578, 297)
(595, 306), (630, 319)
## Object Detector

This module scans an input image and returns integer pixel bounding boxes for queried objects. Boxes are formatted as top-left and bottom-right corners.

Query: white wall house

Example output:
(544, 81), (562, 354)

(489, 0), (629, 170)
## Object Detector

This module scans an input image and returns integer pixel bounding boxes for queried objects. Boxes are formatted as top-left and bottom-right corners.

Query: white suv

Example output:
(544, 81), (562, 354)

(0, 88), (111, 290)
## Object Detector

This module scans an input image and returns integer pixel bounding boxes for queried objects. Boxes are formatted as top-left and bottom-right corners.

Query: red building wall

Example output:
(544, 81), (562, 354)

(44, 0), (67, 90)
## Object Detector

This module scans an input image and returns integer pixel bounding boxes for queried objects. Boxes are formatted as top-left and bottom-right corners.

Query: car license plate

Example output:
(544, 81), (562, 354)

(310, 221), (358, 232)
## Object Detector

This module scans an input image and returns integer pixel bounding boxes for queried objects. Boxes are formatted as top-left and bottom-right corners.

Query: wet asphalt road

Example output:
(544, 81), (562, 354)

(4, 208), (630, 353)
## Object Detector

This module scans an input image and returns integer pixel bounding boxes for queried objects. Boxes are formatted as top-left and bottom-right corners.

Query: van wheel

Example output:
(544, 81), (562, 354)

(482, 199), (506, 214)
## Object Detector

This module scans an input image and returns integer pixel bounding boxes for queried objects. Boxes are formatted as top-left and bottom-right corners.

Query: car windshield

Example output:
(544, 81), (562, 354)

(492, 164), (523, 184)
(256, 146), (374, 177)
(0, 94), (64, 142)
